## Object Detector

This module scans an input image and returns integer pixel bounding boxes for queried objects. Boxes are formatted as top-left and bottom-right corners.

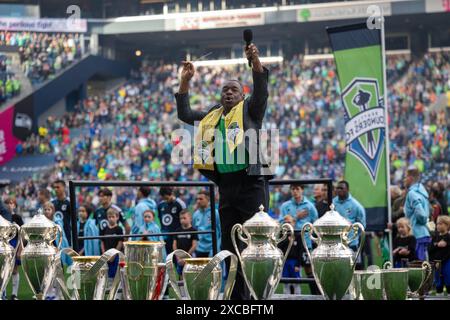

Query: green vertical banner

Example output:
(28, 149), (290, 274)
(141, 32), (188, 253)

(327, 23), (388, 231)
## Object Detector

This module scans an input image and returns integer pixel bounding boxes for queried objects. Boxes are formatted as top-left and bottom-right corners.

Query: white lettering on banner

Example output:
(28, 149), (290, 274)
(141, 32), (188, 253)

(1, 165), (53, 172)
(0, 17), (87, 33)
(0, 130), (5, 157)
(0, 142), (5, 156)
(298, 3), (391, 22)
(175, 13), (264, 31)
(345, 107), (385, 145)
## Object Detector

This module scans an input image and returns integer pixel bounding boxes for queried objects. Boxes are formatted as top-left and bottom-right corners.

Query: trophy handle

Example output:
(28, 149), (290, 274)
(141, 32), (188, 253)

(83, 248), (124, 300)
(9, 223), (20, 255)
(277, 223), (294, 267)
(302, 222), (319, 245)
(231, 224), (258, 300)
(230, 224), (245, 270)
(192, 250), (238, 300)
(235, 224), (249, 246)
(346, 222), (365, 270)
(55, 248), (80, 300)
(301, 222), (315, 263)
(275, 223), (289, 244)
(54, 225), (63, 250)
(417, 261), (432, 296)
(165, 249), (192, 300)
(18, 228), (25, 252)
(6, 223), (19, 242)
(119, 263), (130, 300)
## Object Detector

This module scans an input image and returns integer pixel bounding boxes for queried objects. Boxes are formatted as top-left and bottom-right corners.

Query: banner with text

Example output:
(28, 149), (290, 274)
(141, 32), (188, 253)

(298, 3), (391, 22)
(0, 105), (21, 166)
(175, 12), (264, 31)
(328, 23), (388, 231)
(0, 17), (87, 33)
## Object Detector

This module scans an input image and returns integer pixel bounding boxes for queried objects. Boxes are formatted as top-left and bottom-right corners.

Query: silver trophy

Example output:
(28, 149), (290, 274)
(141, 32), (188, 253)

(0, 215), (20, 299)
(54, 248), (124, 300)
(405, 260), (433, 299)
(20, 211), (63, 300)
(382, 261), (409, 300)
(166, 249), (237, 300)
(301, 204), (365, 300)
(120, 241), (168, 300)
(231, 205), (294, 300)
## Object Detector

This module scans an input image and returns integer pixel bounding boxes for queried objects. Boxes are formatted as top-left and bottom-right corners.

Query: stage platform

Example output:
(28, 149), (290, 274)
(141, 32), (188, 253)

(164, 293), (450, 300)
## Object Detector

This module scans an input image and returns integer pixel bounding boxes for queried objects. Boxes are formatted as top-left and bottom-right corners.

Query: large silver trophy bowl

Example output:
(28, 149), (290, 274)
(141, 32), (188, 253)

(231, 205), (294, 300)
(0, 215), (20, 298)
(166, 249), (237, 300)
(20, 211), (62, 300)
(301, 204), (365, 300)
(54, 248), (124, 300)
(120, 241), (168, 300)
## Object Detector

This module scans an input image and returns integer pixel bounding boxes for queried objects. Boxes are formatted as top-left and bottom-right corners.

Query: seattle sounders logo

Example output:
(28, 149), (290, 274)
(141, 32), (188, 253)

(342, 78), (385, 184)
(197, 141), (210, 164)
(227, 122), (241, 145)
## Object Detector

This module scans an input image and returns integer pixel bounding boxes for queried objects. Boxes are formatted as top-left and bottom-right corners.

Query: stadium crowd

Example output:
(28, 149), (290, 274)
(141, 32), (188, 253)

(0, 31), (83, 85)
(0, 54), (21, 104)
(5, 50), (450, 216)
(0, 49), (449, 299)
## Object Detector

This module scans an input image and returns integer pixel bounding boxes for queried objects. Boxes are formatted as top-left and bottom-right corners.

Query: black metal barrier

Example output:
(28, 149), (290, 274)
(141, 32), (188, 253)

(69, 180), (217, 253)
(69, 178), (333, 288)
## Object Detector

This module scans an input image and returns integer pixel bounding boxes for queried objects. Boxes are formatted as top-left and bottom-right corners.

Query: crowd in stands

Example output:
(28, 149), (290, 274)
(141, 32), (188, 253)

(0, 31), (83, 85)
(0, 50), (448, 299)
(2, 51), (449, 217)
(388, 52), (449, 186)
(0, 54), (21, 104)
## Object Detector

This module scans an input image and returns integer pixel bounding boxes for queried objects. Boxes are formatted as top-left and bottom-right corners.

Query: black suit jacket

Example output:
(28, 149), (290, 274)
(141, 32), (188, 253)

(175, 67), (274, 184)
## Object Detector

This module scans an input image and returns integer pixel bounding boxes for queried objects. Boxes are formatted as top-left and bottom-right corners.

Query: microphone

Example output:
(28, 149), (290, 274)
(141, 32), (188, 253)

(243, 29), (253, 67)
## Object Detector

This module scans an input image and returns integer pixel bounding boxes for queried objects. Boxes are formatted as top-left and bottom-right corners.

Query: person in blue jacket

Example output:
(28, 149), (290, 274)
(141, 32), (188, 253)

(2, 198), (23, 300)
(192, 190), (221, 257)
(0, 198), (12, 221)
(139, 209), (164, 242)
(77, 204), (101, 256)
(43, 201), (70, 253)
(139, 209), (166, 260)
(333, 180), (366, 268)
(43, 201), (70, 300)
(278, 184), (319, 293)
(403, 167), (431, 261)
(132, 186), (158, 240)
(279, 184), (318, 249)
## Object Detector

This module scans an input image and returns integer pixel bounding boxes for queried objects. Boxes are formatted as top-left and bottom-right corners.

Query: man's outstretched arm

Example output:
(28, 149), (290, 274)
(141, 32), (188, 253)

(175, 61), (208, 126)
(246, 44), (269, 123)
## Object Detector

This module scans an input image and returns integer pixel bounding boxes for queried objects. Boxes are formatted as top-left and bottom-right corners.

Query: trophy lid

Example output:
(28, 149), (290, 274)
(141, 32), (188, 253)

(312, 204), (351, 234)
(242, 205), (280, 235)
(0, 214), (14, 239)
(21, 209), (57, 238)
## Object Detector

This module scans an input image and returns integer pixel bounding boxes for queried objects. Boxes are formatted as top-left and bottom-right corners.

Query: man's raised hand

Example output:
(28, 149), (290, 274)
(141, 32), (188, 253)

(181, 61), (195, 82)
(244, 43), (263, 73)
(245, 43), (259, 61)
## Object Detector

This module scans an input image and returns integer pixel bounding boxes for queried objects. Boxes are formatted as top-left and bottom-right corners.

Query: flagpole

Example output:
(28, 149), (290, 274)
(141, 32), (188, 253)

(380, 8), (393, 264)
